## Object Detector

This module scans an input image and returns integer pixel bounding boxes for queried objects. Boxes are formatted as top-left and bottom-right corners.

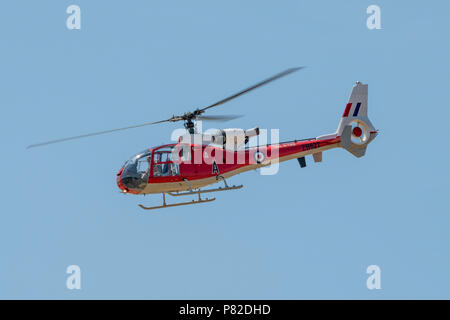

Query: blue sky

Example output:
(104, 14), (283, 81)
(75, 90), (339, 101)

(1, 0), (450, 299)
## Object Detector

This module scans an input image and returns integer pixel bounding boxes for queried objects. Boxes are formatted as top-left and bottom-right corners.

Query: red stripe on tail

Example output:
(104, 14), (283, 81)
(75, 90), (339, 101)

(343, 103), (352, 117)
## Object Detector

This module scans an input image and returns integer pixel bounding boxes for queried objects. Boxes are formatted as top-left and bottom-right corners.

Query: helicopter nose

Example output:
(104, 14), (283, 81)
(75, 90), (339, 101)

(116, 167), (128, 193)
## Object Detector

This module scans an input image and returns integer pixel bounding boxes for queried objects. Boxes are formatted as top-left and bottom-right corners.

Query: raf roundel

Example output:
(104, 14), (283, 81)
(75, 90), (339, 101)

(352, 126), (363, 137)
(254, 150), (266, 164)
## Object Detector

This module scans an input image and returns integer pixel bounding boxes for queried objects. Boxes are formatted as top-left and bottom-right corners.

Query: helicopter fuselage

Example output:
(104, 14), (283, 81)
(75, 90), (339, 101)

(116, 135), (341, 195)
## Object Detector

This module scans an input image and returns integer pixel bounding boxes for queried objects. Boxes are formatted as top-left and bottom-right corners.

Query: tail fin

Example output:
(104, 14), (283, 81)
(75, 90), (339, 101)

(338, 82), (377, 157)
(336, 82), (375, 135)
(317, 82), (378, 158)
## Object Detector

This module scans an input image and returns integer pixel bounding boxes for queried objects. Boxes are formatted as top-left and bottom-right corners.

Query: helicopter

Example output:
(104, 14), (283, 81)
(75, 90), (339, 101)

(28, 67), (378, 210)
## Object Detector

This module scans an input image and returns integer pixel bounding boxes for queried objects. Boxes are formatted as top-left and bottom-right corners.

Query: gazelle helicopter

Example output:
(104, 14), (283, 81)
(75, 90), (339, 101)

(28, 67), (378, 210)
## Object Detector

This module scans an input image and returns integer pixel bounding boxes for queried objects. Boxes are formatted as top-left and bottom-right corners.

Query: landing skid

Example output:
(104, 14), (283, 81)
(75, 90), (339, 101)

(138, 192), (215, 210)
(138, 176), (243, 210)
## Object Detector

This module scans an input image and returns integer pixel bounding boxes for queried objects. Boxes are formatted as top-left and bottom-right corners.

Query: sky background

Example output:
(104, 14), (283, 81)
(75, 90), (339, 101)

(1, 0), (450, 299)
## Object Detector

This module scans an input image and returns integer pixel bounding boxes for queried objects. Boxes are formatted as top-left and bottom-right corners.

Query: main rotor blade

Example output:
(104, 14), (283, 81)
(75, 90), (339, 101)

(196, 114), (243, 122)
(199, 66), (304, 113)
(27, 119), (172, 149)
(28, 67), (303, 149)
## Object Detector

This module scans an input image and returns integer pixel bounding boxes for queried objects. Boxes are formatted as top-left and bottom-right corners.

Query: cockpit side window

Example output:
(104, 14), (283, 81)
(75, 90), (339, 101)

(153, 149), (179, 177)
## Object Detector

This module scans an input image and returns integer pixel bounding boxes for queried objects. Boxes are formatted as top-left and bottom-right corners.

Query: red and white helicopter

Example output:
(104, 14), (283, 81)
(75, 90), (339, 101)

(29, 67), (377, 210)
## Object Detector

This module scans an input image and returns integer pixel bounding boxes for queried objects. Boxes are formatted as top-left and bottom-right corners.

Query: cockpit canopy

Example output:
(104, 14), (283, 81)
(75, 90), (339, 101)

(121, 149), (152, 191)
(118, 145), (182, 192)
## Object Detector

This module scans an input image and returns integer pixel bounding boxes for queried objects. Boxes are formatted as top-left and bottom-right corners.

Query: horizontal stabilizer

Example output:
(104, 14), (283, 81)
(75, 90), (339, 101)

(297, 157), (306, 168)
(313, 152), (322, 163)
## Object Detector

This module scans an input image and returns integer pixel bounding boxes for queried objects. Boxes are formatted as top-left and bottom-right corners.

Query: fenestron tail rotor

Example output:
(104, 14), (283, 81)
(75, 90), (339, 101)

(27, 67), (304, 148)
